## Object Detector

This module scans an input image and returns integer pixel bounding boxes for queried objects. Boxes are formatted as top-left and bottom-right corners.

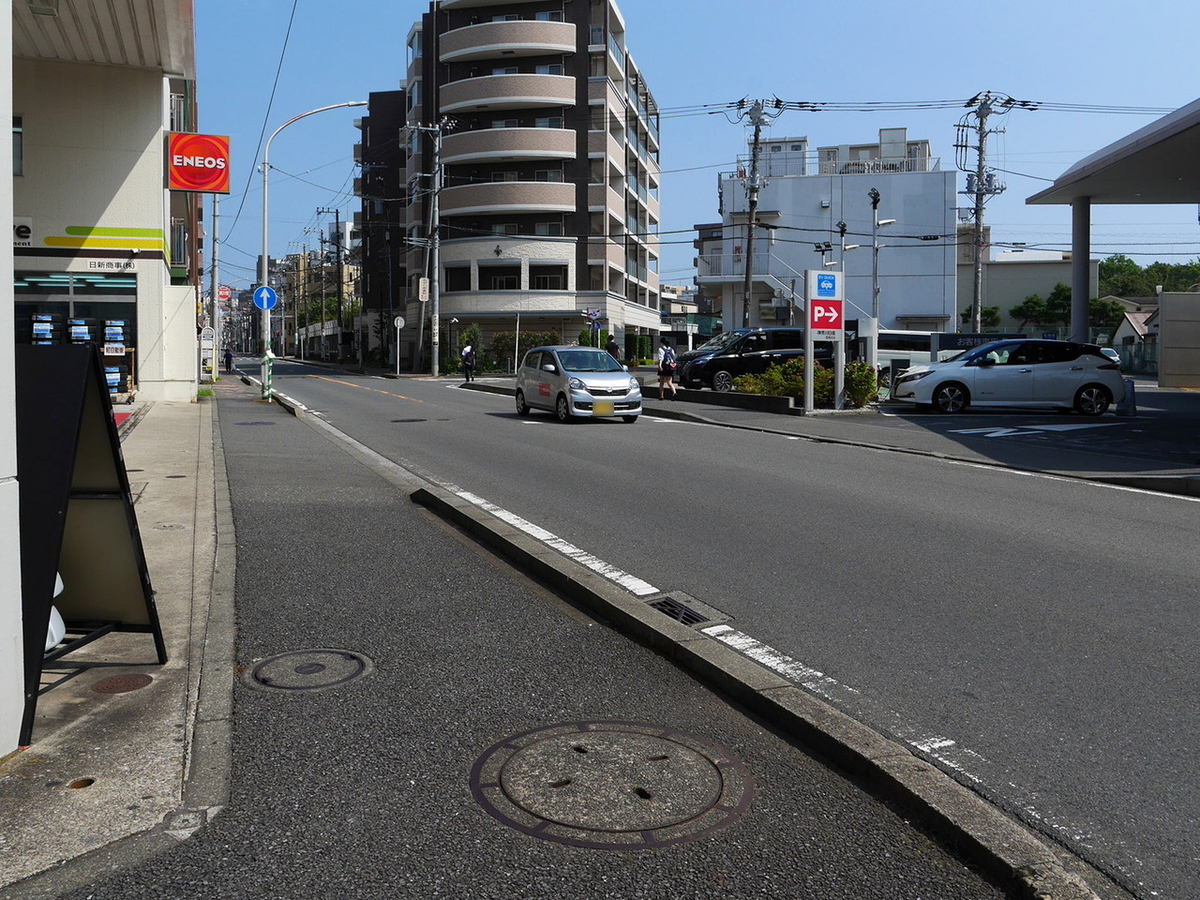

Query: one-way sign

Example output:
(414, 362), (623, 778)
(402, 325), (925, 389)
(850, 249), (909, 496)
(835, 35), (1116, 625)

(253, 286), (278, 311)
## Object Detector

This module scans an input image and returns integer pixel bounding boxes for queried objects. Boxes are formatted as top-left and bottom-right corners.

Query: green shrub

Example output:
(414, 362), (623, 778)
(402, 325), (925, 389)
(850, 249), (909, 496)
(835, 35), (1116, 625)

(843, 361), (878, 408)
(734, 359), (877, 408)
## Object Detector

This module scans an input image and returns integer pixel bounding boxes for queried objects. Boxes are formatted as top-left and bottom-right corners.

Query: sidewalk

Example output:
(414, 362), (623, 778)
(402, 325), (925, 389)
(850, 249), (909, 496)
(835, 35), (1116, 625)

(0, 373), (1127, 900)
(0, 394), (228, 896)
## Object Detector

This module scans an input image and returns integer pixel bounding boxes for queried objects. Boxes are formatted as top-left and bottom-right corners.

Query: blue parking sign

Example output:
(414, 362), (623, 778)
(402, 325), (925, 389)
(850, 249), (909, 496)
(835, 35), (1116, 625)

(817, 273), (837, 298)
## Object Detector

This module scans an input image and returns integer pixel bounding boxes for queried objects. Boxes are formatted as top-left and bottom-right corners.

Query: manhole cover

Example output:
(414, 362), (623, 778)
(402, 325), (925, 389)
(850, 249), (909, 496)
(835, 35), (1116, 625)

(390, 418), (427, 423)
(93, 674), (154, 694)
(470, 721), (752, 849)
(246, 649), (373, 692)
(234, 421), (277, 426)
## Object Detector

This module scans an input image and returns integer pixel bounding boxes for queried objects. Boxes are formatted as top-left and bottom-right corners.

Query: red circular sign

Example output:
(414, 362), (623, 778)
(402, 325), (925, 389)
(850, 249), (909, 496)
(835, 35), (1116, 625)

(168, 133), (231, 193)
(217, 285), (233, 301)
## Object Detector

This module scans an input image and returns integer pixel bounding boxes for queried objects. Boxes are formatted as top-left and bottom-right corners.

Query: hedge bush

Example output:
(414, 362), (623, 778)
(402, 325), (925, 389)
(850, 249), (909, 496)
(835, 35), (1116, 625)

(733, 359), (878, 408)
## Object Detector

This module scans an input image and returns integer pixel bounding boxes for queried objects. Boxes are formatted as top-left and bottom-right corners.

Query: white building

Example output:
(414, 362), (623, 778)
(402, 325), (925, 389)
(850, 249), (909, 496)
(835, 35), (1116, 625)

(401, 0), (662, 367)
(13, 10), (201, 402)
(4, 2), (200, 755)
(698, 127), (959, 334)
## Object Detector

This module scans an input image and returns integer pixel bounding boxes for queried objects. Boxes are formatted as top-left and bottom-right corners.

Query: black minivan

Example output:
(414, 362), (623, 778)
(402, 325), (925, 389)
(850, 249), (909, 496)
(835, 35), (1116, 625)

(676, 328), (830, 391)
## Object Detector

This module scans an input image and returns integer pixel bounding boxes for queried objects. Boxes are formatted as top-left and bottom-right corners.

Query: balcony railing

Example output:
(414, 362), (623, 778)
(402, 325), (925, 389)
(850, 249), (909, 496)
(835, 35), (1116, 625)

(439, 20), (575, 62)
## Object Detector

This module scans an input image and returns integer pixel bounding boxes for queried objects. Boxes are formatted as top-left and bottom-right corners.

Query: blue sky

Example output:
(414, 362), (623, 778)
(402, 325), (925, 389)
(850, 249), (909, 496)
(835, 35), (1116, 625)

(197, 0), (1200, 290)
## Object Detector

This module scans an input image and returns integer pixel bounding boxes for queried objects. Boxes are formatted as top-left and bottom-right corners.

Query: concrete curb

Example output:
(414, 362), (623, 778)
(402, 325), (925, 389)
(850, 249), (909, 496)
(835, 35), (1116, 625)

(409, 483), (1109, 900)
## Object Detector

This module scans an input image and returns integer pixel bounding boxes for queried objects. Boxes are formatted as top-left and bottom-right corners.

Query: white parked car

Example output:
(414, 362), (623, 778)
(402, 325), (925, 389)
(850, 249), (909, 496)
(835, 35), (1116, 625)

(515, 345), (642, 423)
(892, 339), (1125, 415)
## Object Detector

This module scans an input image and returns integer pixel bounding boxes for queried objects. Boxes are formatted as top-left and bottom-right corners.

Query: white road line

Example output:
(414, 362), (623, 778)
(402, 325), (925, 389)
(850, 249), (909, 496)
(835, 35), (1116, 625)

(447, 489), (660, 596)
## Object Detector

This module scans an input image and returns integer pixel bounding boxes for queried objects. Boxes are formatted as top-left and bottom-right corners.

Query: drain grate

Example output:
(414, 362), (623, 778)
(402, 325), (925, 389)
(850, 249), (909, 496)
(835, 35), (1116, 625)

(649, 597), (709, 627)
(471, 721), (752, 849)
(245, 649), (373, 692)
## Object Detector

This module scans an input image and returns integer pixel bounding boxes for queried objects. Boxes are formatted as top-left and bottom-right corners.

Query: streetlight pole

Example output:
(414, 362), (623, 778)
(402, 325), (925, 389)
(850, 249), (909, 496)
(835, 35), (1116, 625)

(260, 100), (367, 399)
(868, 187), (895, 371)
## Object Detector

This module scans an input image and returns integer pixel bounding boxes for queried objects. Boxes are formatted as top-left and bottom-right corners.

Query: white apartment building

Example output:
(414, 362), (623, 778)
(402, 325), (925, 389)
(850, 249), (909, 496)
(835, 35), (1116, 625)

(401, 0), (661, 366)
(698, 128), (959, 334)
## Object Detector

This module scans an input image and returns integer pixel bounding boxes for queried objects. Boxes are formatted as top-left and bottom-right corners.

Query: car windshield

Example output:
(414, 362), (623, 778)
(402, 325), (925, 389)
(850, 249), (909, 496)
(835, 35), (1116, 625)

(556, 349), (623, 372)
(694, 331), (743, 352)
(944, 341), (1014, 364)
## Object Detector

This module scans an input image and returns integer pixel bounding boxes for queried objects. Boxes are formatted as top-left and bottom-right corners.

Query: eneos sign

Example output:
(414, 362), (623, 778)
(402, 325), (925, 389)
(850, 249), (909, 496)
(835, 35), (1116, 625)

(167, 133), (231, 193)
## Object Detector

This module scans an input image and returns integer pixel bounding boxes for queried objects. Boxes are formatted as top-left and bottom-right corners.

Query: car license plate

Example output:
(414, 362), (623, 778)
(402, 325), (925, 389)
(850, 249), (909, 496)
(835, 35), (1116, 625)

(593, 401), (615, 416)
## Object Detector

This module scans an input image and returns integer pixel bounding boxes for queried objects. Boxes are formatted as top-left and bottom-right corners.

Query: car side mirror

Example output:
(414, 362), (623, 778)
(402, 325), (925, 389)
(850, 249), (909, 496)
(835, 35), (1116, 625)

(977, 357), (995, 367)
(542, 363), (557, 374)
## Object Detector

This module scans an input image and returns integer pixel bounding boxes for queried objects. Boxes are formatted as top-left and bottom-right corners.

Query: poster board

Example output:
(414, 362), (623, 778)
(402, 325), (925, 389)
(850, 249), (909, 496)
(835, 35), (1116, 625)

(15, 345), (165, 744)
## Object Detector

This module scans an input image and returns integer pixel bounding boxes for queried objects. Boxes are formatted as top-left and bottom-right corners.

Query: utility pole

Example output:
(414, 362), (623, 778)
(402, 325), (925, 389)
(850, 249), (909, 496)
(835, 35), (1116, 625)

(956, 92), (1011, 333)
(318, 207), (345, 360)
(738, 101), (768, 330)
(408, 118), (454, 375)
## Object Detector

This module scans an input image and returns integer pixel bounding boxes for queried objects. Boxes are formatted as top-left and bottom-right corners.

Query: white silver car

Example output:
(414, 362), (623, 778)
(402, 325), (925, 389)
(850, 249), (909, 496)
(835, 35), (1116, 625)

(892, 339), (1125, 415)
(514, 345), (642, 423)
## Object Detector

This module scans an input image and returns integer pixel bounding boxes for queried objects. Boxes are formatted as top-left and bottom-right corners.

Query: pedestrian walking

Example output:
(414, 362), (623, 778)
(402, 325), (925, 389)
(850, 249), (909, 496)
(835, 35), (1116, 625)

(657, 337), (678, 400)
(223, 348), (233, 373)
(605, 335), (621, 361)
(461, 343), (476, 382)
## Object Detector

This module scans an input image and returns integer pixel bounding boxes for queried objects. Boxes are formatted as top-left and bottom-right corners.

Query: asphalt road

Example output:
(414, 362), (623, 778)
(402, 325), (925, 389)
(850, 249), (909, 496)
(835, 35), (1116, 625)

(45, 374), (1009, 900)
(272, 359), (1199, 900)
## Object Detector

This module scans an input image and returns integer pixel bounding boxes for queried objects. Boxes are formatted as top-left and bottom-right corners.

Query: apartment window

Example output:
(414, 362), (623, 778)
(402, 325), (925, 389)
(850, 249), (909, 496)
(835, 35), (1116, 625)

(535, 222), (564, 236)
(491, 223), (519, 235)
(536, 10), (564, 21)
(407, 31), (422, 64)
(492, 171), (518, 182)
(13, 117), (22, 176)
(444, 265), (470, 292)
(491, 118), (520, 129)
(484, 270), (520, 290)
(491, 14), (520, 21)
(534, 170), (563, 182)
(408, 80), (422, 109)
(492, 66), (518, 76)
(535, 116), (564, 129)
(536, 64), (564, 75)
(531, 264), (567, 290)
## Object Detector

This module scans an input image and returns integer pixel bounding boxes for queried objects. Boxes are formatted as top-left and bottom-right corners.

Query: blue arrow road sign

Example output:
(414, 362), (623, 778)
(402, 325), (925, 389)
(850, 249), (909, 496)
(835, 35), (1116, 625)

(253, 286), (278, 310)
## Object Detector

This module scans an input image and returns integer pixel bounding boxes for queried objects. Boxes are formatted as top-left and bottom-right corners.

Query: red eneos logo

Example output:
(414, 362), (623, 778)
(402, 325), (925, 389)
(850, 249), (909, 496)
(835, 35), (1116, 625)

(168, 133), (231, 193)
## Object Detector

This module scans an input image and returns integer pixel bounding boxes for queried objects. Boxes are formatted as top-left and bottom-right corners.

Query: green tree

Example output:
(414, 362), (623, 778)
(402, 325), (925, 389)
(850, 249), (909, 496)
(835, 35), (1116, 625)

(960, 306), (1000, 328)
(1045, 283), (1073, 325)
(1009, 293), (1047, 329)
(1089, 297), (1126, 330)
(1098, 254), (1149, 298)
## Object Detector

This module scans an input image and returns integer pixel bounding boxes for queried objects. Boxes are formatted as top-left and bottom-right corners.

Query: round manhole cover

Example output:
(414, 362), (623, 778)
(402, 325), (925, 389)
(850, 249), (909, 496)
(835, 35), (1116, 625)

(390, 418), (427, 424)
(246, 649), (373, 692)
(470, 721), (752, 849)
(93, 674), (154, 694)
(234, 421), (277, 426)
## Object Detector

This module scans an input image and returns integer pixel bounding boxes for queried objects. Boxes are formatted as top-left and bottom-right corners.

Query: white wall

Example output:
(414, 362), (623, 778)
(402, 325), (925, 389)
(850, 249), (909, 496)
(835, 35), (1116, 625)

(1158, 292), (1200, 387)
(720, 168), (959, 328)
(2, 0), (26, 757)
(13, 58), (196, 401)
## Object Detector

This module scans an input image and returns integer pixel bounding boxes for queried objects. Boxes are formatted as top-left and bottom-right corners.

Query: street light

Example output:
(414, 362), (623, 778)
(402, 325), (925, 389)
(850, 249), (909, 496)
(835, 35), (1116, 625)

(868, 186), (895, 370)
(260, 100), (367, 400)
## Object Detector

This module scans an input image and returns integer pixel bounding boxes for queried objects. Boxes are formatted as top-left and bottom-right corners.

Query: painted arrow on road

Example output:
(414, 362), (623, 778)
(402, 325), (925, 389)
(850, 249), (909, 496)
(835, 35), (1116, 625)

(950, 422), (1127, 439)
